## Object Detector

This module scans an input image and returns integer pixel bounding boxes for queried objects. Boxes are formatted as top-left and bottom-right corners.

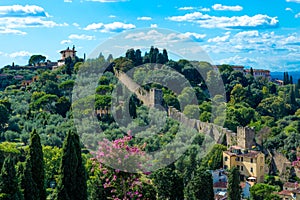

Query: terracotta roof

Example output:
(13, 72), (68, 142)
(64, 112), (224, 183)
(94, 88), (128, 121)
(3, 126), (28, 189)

(213, 182), (227, 188)
(278, 190), (293, 196)
(284, 182), (299, 189)
(224, 149), (262, 158)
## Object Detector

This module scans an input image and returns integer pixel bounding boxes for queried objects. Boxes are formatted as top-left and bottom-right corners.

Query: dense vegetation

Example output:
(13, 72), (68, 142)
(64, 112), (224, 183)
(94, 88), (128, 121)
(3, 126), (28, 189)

(0, 47), (299, 199)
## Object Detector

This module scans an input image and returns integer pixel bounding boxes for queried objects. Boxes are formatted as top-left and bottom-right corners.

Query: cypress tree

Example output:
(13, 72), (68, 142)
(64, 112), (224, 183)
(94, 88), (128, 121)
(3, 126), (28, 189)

(56, 131), (87, 200)
(152, 163), (184, 200)
(0, 156), (23, 200)
(22, 129), (46, 200)
(250, 67), (254, 76)
(185, 168), (214, 200)
(227, 167), (241, 200)
(289, 85), (296, 106)
(162, 49), (169, 64)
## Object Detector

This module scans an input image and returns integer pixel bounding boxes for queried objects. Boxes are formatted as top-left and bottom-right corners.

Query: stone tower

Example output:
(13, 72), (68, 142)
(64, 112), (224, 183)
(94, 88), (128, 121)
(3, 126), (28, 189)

(236, 126), (255, 149)
(149, 88), (163, 108)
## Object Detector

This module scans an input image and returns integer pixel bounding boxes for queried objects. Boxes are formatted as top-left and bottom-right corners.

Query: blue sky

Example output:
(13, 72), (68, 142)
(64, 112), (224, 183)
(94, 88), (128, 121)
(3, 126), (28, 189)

(1, 0), (300, 71)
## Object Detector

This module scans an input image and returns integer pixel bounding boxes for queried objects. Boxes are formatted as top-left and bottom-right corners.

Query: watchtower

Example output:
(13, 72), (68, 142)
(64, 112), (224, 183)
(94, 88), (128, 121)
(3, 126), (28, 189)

(236, 126), (255, 149)
(149, 88), (163, 108)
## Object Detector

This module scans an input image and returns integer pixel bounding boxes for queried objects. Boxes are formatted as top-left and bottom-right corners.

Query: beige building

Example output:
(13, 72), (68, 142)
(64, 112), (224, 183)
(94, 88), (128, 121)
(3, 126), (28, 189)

(223, 146), (265, 183)
(58, 46), (77, 66)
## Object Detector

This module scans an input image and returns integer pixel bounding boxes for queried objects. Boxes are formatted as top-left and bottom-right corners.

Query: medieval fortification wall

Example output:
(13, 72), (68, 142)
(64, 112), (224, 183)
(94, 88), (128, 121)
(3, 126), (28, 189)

(115, 70), (256, 147)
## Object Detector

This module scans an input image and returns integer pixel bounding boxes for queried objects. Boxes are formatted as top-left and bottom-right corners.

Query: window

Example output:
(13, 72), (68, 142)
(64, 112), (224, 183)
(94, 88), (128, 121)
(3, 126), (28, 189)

(241, 166), (244, 171)
(224, 165), (228, 169)
(241, 157), (243, 162)
(250, 158), (253, 163)
(250, 167), (253, 173)
(237, 165), (240, 169)
(236, 157), (240, 161)
(225, 156), (228, 161)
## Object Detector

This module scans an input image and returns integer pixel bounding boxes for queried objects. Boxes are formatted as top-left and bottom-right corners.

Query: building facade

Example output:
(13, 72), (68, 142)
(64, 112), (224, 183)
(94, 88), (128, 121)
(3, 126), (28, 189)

(223, 146), (265, 183)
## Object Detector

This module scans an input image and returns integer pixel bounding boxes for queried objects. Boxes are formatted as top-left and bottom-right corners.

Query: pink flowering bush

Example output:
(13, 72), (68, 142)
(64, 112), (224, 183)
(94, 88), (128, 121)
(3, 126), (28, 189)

(292, 157), (300, 172)
(91, 131), (152, 200)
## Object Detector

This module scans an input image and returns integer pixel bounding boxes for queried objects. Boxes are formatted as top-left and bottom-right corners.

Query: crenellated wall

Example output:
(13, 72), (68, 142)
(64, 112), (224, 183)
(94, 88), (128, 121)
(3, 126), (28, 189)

(115, 70), (255, 146)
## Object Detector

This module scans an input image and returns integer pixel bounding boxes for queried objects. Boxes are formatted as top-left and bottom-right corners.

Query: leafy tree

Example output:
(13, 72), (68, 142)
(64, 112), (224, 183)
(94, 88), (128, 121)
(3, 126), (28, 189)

(29, 55), (46, 66)
(250, 183), (280, 200)
(152, 163), (184, 200)
(201, 144), (227, 170)
(184, 168), (214, 200)
(43, 146), (61, 190)
(183, 105), (199, 119)
(0, 104), (9, 130)
(23, 130), (46, 200)
(0, 156), (23, 200)
(227, 167), (241, 200)
(55, 131), (87, 200)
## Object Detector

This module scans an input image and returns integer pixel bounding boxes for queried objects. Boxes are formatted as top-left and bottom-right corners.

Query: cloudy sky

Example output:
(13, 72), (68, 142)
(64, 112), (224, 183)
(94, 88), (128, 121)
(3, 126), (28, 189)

(1, 0), (300, 71)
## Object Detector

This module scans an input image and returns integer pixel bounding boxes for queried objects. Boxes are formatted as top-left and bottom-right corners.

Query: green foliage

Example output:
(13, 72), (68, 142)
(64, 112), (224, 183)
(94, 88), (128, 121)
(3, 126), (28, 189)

(227, 167), (241, 200)
(55, 131), (87, 200)
(250, 183), (281, 200)
(152, 163), (184, 200)
(23, 130), (46, 200)
(201, 144), (227, 170)
(0, 156), (23, 200)
(29, 55), (46, 66)
(184, 168), (214, 200)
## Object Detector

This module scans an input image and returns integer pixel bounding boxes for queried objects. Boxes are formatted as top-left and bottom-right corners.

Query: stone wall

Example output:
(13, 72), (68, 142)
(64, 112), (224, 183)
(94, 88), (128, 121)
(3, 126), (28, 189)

(115, 70), (255, 146)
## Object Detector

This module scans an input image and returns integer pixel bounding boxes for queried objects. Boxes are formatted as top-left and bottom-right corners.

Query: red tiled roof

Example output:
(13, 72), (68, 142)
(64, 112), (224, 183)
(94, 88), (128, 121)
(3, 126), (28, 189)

(213, 182), (227, 188)
(284, 182), (299, 189)
(278, 190), (293, 196)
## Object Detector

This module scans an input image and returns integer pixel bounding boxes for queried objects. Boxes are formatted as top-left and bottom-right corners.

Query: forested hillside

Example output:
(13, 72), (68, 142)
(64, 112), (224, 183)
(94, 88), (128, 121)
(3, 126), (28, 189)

(0, 47), (299, 199)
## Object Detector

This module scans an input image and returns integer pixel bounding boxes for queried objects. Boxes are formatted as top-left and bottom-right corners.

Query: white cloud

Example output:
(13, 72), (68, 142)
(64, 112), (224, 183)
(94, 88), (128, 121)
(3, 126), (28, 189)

(208, 34), (230, 43)
(212, 4), (243, 11)
(72, 22), (80, 27)
(9, 51), (31, 58)
(200, 8), (210, 12)
(125, 30), (205, 43)
(216, 55), (258, 66)
(0, 5), (67, 35)
(84, 21), (135, 32)
(0, 27), (26, 35)
(0, 5), (48, 17)
(178, 6), (195, 11)
(234, 30), (259, 38)
(286, 0), (300, 3)
(285, 7), (293, 11)
(295, 13), (300, 18)
(137, 16), (152, 21)
(64, 0), (73, 2)
(61, 40), (72, 44)
(69, 34), (95, 40)
(150, 24), (158, 28)
(182, 32), (206, 41)
(167, 12), (279, 29)
(109, 15), (116, 18)
(0, 17), (67, 29)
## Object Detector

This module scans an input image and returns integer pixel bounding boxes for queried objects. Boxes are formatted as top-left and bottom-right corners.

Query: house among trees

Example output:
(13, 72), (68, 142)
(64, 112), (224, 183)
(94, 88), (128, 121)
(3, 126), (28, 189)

(223, 127), (265, 183)
(213, 65), (271, 80)
(58, 46), (77, 67)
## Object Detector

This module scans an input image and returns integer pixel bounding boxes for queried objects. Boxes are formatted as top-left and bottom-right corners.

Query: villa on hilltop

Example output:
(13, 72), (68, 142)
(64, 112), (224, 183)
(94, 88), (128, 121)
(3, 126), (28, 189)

(57, 45), (77, 67)
(213, 65), (271, 80)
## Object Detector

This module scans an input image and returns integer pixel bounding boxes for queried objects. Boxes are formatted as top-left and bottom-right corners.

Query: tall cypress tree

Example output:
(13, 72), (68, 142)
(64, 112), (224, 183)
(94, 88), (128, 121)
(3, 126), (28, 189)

(185, 167), (214, 200)
(0, 156), (23, 200)
(56, 131), (87, 200)
(152, 163), (184, 200)
(227, 167), (241, 200)
(22, 129), (46, 200)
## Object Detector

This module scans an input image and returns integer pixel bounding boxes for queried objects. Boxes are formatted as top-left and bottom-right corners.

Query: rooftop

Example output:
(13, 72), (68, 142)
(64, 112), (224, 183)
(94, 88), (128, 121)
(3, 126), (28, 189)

(213, 182), (227, 188)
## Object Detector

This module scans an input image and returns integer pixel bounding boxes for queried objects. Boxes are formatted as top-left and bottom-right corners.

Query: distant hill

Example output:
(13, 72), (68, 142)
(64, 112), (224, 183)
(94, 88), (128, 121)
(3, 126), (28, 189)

(271, 71), (300, 83)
